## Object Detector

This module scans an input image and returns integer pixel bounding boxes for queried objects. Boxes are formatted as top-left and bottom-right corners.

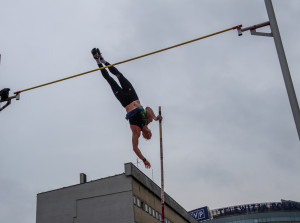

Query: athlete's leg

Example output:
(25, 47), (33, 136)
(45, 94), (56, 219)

(104, 62), (134, 91)
(97, 63), (121, 95)
(91, 48), (133, 90)
(91, 48), (138, 104)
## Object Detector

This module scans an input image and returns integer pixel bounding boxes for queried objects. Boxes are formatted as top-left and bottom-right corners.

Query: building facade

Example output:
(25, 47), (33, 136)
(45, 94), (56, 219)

(190, 200), (300, 223)
(36, 163), (198, 223)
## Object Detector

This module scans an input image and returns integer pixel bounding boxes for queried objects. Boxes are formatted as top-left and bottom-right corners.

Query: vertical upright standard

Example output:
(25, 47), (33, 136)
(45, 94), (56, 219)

(159, 106), (165, 223)
(264, 0), (300, 140)
(238, 0), (300, 140)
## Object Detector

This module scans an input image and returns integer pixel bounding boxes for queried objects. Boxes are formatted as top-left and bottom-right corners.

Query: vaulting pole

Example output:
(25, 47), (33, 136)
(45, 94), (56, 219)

(159, 106), (165, 223)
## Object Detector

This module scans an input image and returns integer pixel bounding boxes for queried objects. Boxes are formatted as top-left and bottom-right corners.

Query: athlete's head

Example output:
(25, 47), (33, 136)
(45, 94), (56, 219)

(142, 126), (152, 140)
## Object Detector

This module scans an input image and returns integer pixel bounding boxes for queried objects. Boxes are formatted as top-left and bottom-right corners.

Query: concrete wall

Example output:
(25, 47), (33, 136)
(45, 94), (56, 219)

(133, 178), (162, 223)
(74, 191), (133, 223)
(36, 174), (135, 223)
(133, 179), (191, 223)
(125, 163), (198, 223)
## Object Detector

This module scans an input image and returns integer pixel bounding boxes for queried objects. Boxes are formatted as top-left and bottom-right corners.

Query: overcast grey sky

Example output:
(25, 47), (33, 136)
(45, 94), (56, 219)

(1, 0), (300, 222)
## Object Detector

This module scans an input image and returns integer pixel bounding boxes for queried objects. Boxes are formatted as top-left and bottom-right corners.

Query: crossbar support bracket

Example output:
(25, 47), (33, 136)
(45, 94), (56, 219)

(250, 29), (273, 37)
(237, 21), (271, 36)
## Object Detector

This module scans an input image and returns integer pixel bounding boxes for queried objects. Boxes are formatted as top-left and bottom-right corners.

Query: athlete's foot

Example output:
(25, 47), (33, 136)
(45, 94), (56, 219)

(91, 48), (103, 64)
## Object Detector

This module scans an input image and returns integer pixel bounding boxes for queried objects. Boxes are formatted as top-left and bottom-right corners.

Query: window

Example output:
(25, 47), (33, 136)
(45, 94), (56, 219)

(136, 198), (141, 207)
(133, 196), (137, 205)
(144, 203), (148, 212)
(152, 208), (156, 217)
(155, 211), (159, 219)
(148, 206), (152, 214)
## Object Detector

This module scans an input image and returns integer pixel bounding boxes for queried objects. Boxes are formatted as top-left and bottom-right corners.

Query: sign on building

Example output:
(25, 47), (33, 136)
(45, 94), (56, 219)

(189, 206), (210, 222)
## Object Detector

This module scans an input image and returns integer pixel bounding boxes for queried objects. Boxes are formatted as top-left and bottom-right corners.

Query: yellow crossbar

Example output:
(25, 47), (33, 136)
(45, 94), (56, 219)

(14, 24), (242, 95)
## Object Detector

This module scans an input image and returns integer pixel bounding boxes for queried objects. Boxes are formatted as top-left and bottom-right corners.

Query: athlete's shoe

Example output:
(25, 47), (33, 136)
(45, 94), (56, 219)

(91, 48), (103, 60)
(0, 88), (10, 101)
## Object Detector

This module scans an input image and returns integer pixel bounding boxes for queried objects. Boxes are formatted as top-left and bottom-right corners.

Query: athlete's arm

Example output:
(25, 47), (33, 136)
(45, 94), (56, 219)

(130, 125), (151, 168)
(145, 107), (162, 123)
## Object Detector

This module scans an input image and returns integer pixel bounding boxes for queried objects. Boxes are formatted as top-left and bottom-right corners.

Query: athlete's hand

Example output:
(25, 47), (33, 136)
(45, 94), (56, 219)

(144, 160), (151, 169)
(155, 115), (163, 121)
